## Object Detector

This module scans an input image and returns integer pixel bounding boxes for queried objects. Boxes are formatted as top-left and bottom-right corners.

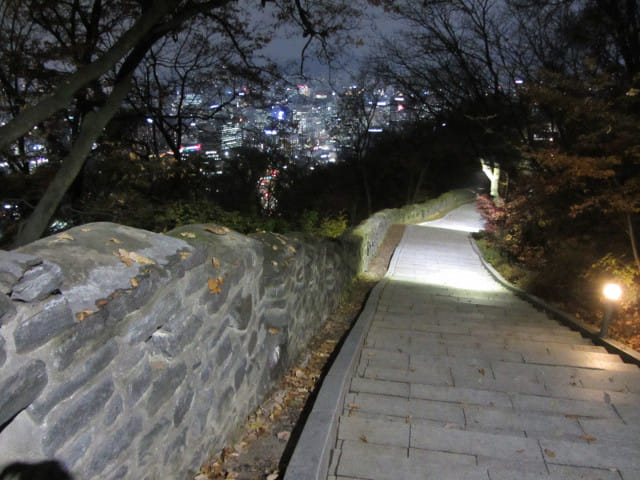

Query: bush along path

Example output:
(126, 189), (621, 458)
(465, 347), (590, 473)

(195, 225), (406, 480)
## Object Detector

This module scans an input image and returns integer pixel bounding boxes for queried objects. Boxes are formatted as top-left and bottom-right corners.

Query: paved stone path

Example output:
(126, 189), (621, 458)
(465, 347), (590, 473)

(319, 204), (640, 480)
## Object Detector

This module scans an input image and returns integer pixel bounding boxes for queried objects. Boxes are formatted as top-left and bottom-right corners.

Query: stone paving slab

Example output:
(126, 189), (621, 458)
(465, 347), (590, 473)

(286, 204), (640, 480)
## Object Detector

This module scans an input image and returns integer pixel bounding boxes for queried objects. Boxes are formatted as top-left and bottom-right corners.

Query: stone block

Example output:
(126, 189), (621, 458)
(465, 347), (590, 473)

(42, 378), (114, 456)
(263, 307), (289, 329)
(0, 360), (47, 426)
(59, 431), (91, 470)
(173, 386), (194, 427)
(0, 335), (5, 367)
(0, 293), (15, 324)
(151, 313), (203, 358)
(214, 335), (233, 367)
(145, 362), (187, 414)
(11, 261), (63, 302)
(13, 297), (75, 353)
(163, 426), (187, 467)
(103, 394), (123, 426)
(227, 292), (253, 330)
(53, 311), (105, 371)
(124, 288), (181, 345)
(234, 359), (247, 390)
(0, 251), (42, 283)
(122, 356), (152, 405)
(138, 417), (171, 466)
(88, 415), (142, 475)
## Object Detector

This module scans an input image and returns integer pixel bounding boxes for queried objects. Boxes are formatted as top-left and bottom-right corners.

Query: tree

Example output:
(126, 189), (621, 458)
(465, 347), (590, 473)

(333, 75), (385, 216)
(372, 0), (532, 199)
(0, 0), (373, 247)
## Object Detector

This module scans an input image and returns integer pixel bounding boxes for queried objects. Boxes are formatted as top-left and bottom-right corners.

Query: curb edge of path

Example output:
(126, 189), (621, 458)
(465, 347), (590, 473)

(469, 236), (640, 367)
(282, 277), (388, 480)
(283, 226), (413, 480)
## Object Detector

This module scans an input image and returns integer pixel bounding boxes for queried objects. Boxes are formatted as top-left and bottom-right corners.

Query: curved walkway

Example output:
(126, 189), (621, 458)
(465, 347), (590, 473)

(285, 204), (640, 480)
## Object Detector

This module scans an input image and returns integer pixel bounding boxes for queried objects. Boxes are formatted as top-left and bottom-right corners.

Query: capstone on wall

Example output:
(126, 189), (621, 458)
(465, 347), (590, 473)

(0, 189), (473, 479)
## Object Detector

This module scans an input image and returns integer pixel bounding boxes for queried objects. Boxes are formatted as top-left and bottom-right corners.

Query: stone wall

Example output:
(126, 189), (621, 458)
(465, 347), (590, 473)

(0, 189), (473, 479)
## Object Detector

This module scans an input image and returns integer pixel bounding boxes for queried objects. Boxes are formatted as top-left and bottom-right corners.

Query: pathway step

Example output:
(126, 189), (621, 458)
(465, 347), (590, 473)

(286, 204), (639, 480)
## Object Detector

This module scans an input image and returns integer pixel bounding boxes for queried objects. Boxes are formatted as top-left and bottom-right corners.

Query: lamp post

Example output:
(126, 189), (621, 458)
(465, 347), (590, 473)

(600, 283), (622, 337)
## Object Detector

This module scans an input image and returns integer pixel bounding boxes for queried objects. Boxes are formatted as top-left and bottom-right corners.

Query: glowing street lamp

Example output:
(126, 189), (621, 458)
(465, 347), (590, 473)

(600, 283), (622, 337)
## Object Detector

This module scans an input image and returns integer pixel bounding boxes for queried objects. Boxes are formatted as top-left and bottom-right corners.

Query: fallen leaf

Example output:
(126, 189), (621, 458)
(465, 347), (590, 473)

(56, 232), (75, 241)
(544, 449), (556, 458)
(180, 251), (191, 260)
(266, 473), (279, 480)
(478, 368), (486, 376)
(272, 245), (279, 250)
(180, 232), (196, 238)
(96, 299), (109, 307)
(130, 278), (139, 288)
(294, 369), (305, 378)
(127, 250), (155, 265)
(516, 449), (525, 454)
(114, 248), (155, 266)
(106, 237), (121, 244)
(272, 261), (278, 267)
(76, 309), (94, 321)
(268, 328), (279, 334)
(359, 434), (368, 443)
(582, 434), (597, 443)
(81, 228), (91, 232)
(565, 414), (579, 419)
(114, 251), (133, 267)
(212, 257), (220, 269)
(208, 277), (224, 293)
(277, 431), (291, 441)
(347, 403), (359, 409)
(204, 225), (229, 235)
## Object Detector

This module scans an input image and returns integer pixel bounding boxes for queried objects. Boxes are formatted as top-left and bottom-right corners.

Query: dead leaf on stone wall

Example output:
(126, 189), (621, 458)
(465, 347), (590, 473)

(81, 228), (91, 232)
(130, 278), (139, 288)
(96, 299), (109, 307)
(180, 232), (196, 238)
(114, 248), (156, 267)
(212, 257), (220, 269)
(52, 232), (74, 242)
(106, 237), (121, 245)
(205, 225), (229, 235)
(268, 328), (279, 334)
(180, 251), (192, 260)
(76, 309), (94, 321)
(208, 276), (224, 293)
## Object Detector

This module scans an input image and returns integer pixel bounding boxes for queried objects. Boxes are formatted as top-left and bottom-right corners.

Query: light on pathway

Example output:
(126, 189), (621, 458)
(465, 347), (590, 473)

(600, 282), (622, 337)
(603, 283), (622, 301)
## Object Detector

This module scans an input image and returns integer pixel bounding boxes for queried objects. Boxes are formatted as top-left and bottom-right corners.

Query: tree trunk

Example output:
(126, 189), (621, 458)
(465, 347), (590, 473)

(481, 158), (501, 199)
(0, 0), (174, 150)
(411, 161), (429, 204)
(627, 212), (640, 271)
(12, 71), (135, 247)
